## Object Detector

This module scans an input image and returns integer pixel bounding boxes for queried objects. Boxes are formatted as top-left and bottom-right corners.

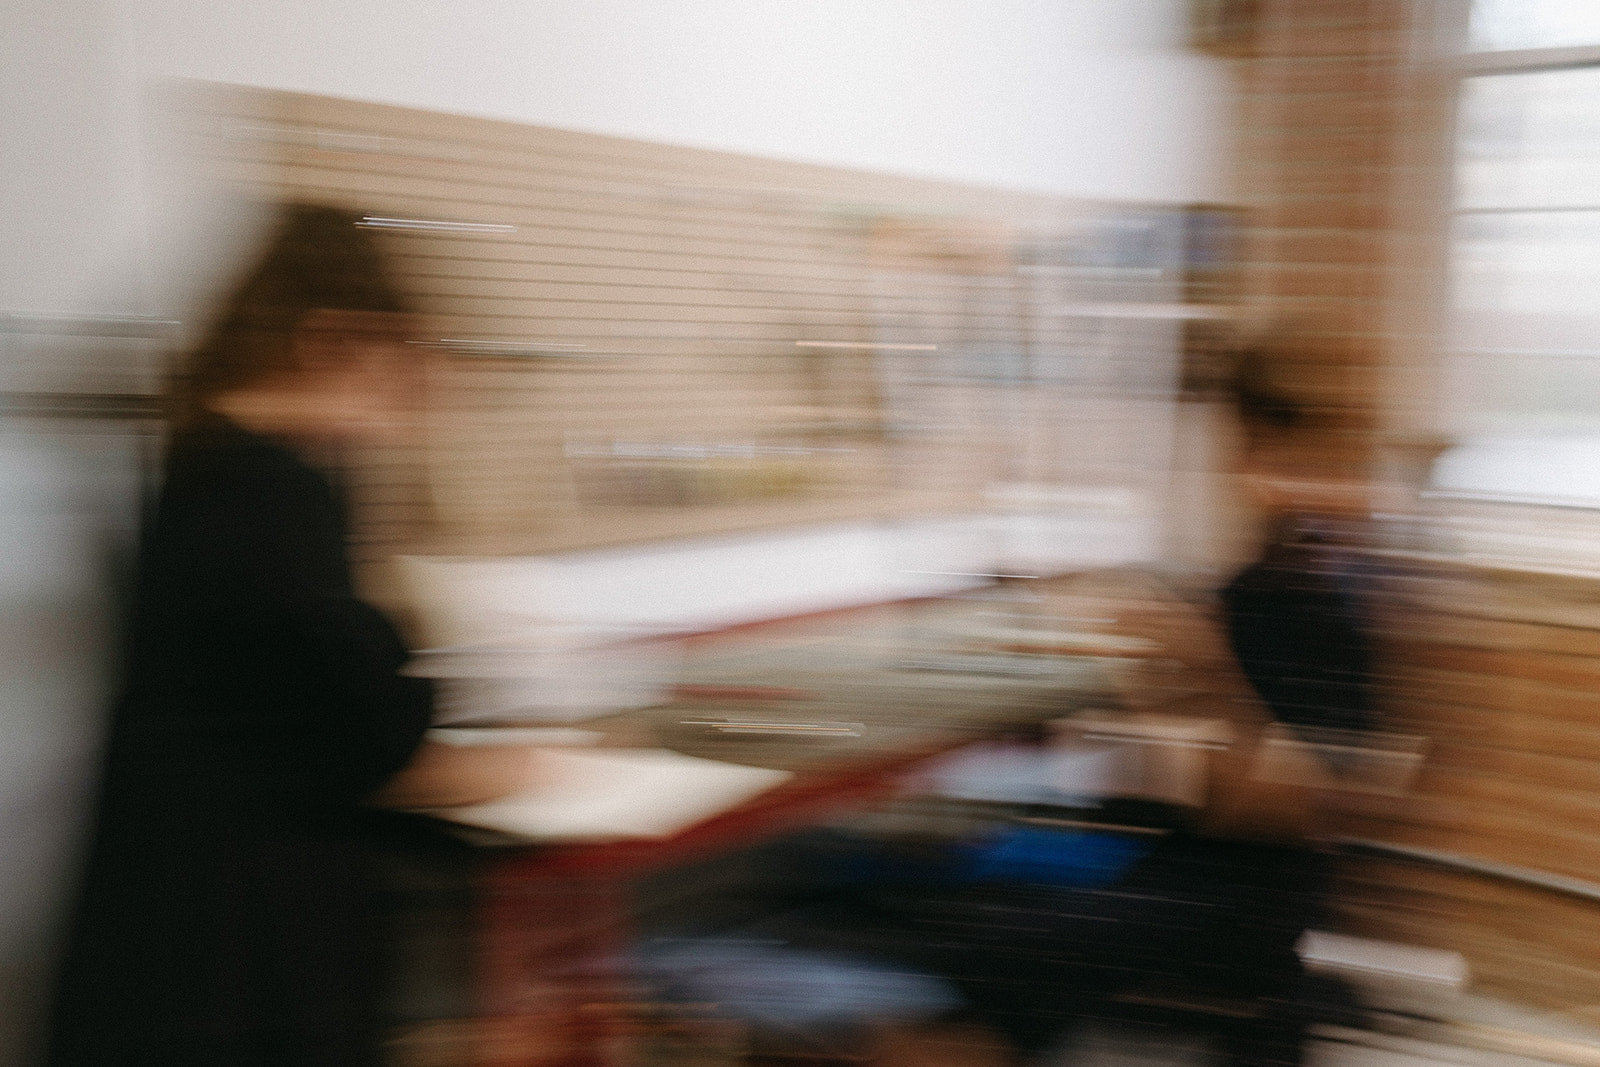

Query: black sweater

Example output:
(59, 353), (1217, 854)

(48, 415), (433, 1065)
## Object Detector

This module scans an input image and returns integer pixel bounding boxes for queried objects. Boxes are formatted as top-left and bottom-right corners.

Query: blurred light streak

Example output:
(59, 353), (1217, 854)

(356, 216), (516, 234)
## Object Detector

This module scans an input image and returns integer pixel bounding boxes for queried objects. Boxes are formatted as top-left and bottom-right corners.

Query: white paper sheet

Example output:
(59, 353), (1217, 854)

(428, 747), (793, 843)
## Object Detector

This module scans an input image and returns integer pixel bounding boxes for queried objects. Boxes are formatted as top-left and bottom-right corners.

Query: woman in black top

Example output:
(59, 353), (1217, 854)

(48, 203), (435, 1064)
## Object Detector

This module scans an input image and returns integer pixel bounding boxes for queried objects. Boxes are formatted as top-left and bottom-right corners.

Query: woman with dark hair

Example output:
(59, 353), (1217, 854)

(47, 203), (437, 1065)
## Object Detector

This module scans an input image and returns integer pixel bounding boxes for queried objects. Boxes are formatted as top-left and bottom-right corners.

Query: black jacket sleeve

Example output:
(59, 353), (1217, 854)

(117, 427), (433, 815)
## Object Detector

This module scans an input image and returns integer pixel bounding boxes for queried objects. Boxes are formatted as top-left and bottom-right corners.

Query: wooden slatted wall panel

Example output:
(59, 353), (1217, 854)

(1325, 568), (1600, 1023)
(171, 85), (1177, 558)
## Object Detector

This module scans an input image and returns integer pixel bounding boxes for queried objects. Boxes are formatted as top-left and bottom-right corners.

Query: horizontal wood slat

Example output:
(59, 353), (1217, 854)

(174, 83), (1182, 557)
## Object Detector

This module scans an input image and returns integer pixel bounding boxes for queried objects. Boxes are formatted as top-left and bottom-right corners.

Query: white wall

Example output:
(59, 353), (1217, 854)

(3, 0), (148, 319)
(125, 0), (1233, 205)
(0, 2), (152, 1059)
(7, 0), (1237, 323)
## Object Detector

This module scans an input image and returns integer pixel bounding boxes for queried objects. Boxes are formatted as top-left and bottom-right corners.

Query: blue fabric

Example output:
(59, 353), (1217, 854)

(959, 828), (1150, 888)
(831, 827), (1150, 891)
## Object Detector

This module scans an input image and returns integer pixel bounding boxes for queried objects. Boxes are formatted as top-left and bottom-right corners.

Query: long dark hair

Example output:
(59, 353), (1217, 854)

(170, 202), (413, 426)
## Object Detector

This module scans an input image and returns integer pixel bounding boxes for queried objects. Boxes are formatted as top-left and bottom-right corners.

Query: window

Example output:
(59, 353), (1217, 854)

(1468, 0), (1600, 53)
(1433, 0), (1600, 506)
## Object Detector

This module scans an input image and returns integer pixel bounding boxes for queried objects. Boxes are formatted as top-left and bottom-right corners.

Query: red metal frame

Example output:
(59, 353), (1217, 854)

(469, 742), (946, 1066)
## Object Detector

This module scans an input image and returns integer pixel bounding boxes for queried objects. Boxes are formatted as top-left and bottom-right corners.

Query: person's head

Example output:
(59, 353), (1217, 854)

(173, 202), (425, 442)
(1225, 338), (1370, 522)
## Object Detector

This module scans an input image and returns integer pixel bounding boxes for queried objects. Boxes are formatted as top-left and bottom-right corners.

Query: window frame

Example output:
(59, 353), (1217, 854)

(1409, 1), (1600, 516)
